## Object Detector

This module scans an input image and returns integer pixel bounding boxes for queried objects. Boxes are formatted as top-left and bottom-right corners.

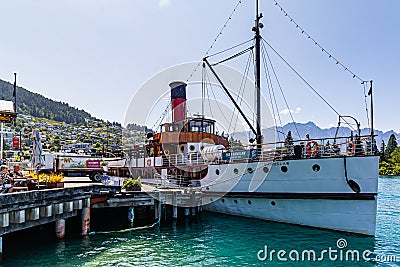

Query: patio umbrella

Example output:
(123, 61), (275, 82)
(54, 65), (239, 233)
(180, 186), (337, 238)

(31, 129), (45, 170)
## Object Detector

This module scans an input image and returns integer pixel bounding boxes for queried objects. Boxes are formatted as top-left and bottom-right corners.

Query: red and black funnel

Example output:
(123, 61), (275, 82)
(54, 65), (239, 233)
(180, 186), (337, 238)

(170, 81), (187, 122)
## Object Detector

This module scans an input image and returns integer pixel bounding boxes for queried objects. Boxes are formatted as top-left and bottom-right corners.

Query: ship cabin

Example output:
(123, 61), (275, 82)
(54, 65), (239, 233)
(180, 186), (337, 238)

(150, 117), (229, 158)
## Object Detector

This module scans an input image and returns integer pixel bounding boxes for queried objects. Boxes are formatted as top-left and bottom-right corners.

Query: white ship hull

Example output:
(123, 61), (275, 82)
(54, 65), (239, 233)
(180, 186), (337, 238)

(200, 156), (379, 235)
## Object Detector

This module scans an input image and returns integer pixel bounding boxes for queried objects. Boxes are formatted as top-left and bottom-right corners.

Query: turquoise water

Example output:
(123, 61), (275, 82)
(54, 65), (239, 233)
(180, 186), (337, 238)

(4, 177), (400, 266)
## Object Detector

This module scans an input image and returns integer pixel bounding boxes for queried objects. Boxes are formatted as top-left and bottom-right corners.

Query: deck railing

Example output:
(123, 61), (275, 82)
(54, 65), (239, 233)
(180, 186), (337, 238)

(161, 135), (377, 166)
(118, 135), (377, 169)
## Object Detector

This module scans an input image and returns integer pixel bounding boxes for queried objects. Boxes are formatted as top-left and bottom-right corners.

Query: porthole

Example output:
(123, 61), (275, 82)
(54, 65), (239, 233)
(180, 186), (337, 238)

(248, 168), (254, 174)
(210, 198), (213, 202)
(271, 201), (276, 206)
(180, 145), (185, 152)
(248, 200), (252, 205)
(190, 145), (195, 151)
(221, 198), (225, 203)
(312, 164), (320, 172)
(234, 199), (238, 204)
(263, 166), (269, 173)
(216, 169), (220, 175)
(233, 168), (239, 174)
(281, 166), (288, 173)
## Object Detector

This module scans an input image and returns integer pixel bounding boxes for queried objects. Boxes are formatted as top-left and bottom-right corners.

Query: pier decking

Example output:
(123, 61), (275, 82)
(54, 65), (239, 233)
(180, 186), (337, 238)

(0, 182), (203, 263)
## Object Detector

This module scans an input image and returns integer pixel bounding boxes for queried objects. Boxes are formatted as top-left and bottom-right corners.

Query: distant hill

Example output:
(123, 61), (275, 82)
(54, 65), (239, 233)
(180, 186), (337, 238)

(126, 123), (153, 133)
(0, 79), (93, 124)
(233, 121), (399, 147)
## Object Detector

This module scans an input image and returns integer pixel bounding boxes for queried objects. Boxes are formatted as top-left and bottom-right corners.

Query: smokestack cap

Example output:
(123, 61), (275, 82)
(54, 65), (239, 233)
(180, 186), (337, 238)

(170, 81), (187, 99)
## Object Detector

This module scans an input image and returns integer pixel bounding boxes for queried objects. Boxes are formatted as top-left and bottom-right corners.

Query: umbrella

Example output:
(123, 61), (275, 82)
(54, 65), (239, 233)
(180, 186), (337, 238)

(31, 129), (45, 170)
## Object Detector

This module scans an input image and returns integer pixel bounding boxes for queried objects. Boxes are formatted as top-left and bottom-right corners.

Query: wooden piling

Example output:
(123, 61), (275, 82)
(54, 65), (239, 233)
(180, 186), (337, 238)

(0, 236), (3, 265)
(184, 208), (190, 216)
(81, 207), (90, 236)
(128, 207), (135, 223)
(172, 192), (178, 220)
(55, 219), (66, 239)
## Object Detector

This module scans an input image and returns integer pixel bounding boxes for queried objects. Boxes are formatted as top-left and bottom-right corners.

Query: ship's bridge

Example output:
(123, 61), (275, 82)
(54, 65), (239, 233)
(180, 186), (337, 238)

(160, 117), (215, 135)
(152, 117), (228, 156)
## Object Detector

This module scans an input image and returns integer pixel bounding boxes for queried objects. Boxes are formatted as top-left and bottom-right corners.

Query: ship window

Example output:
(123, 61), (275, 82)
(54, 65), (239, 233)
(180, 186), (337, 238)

(188, 120), (215, 134)
(221, 199), (225, 203)
(233, 168), (239, 174)
(248, 168), (253, 174)
(180, 145), (185, 152)
(215, 169), (220, 175)
(263, 166), (269, 173)
(281, 166), (288, 173)
(312, 164), (320, 172)
(190, 145), (195, 151)
(248, 200), (252, 205)
(234, 199), (238, 204)
(271, 201), (276, 206)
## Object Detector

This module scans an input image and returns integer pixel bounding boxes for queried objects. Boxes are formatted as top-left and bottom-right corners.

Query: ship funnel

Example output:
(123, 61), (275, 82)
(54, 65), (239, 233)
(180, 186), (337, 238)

(170, 81), (187, 122)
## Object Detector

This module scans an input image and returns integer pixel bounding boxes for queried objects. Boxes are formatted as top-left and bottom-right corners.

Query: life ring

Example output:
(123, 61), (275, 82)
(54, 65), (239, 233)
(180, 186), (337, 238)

(306, 141), (319, 155)
(164, 150), (170, 156)
(146, 159), (152, 166)
(346, 141), (355, 155)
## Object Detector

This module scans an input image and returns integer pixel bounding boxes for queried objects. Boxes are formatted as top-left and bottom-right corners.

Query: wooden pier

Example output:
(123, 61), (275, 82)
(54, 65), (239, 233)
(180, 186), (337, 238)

(0, 183), (203, 263)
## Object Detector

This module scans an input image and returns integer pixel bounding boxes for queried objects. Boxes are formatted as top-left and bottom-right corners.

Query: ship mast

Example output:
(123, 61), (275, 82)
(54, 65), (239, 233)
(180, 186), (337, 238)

(253, 0), (263, 146)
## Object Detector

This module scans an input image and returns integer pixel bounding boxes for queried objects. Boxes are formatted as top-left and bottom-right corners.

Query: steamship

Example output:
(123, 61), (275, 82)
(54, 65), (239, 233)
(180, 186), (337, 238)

(109, 2), (379, 235)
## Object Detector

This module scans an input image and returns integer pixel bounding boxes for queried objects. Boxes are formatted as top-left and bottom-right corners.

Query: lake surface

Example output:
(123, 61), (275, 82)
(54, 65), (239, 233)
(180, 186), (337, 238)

(4, 176), (399, 266)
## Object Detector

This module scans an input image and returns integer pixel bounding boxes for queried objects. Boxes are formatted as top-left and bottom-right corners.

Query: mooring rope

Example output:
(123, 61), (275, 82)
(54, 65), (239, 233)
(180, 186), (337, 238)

(88, 191), (162, 235)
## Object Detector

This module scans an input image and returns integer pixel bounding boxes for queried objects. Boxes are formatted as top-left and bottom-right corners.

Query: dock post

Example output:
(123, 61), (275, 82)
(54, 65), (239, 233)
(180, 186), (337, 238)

(128, 207), (135, 223)
(190, 191), (196, 217)
(0, 236), (3, 265)
(154, 191), (160, 223)
(55, 219), (66, 239)
(172, 192), (178, 220)
(197, 192), (202, 216)
(81, 198), (91, 235)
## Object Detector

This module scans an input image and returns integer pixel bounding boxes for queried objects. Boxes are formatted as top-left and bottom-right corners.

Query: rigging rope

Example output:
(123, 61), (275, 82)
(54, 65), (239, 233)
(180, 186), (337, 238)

(186, 0), (243, 83)
(206, 39), (254, 59)
(204, 70), (231, 128)
(210, 46), (254, 66)
(272, 0), (364, 82)
(262, 46), (283, 142)
(151, 101), (171, 131)
(262, 42), (301, 140)
(363, 82), (371, 129)
(229, 50), (253, 135)
(262, 38), (355, 131)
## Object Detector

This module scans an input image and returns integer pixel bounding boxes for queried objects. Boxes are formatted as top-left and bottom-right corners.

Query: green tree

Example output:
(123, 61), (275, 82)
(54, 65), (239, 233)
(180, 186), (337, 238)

(389, 147), (400, 163)
(385, 134), (398, 158)
(380, 140), (386, 161)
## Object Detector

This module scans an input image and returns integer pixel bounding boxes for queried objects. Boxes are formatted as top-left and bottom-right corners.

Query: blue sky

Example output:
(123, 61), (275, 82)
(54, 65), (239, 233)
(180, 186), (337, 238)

(0, 0), (399, 132)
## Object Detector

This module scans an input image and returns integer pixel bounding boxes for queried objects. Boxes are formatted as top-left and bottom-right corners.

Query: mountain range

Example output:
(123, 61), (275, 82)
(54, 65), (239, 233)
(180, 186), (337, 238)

(234, 121), (398, 147)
